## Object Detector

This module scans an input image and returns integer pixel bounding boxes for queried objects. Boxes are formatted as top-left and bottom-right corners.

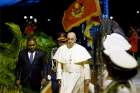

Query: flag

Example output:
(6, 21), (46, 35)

(62, 0), (101, 32)
(84, 17), (100, 48)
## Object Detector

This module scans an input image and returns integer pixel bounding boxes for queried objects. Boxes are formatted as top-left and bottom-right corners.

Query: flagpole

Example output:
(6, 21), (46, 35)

(82, 23), (86, 41)
(94, 0), (109, 93)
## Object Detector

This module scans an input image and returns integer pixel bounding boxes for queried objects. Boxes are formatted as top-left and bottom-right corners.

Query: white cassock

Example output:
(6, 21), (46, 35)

(53, 44), (91, 93)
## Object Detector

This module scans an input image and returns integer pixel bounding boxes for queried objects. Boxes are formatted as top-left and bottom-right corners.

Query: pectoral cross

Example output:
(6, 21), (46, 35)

(69, 53), (72, 63)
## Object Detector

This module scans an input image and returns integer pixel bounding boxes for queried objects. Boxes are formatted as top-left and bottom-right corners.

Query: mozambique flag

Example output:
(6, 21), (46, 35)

(84, 17), (100, 48)
(62, 0), (101, 32)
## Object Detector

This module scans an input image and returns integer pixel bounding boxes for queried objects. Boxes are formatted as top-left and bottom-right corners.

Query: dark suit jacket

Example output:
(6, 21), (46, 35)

(15, 49), (48, 90)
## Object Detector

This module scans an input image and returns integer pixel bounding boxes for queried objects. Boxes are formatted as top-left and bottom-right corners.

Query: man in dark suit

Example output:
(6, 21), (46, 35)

(15, 36), (48, 93)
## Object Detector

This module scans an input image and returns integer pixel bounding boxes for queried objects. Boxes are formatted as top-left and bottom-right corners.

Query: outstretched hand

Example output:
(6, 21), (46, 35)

(41, 78), (47, 86)
(16, 80), (21, 87)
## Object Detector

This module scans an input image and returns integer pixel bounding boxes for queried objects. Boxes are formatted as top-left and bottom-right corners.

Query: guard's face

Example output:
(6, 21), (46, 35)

(58, 40), (66, 46)
(27, 40), (36, 52)
(67, 33), (76, 48)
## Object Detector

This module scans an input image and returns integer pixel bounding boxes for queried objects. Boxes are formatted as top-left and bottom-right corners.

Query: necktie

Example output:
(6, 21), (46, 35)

(29, 52), (33, 64)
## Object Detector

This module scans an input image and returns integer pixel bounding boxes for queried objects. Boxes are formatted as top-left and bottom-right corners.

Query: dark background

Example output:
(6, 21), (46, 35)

(109, 0), (140, 29)
(0, 0), (140, 42)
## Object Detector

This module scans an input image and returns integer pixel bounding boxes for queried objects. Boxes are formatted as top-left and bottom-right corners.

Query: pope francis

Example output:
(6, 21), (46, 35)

(53, 32), (92, 93)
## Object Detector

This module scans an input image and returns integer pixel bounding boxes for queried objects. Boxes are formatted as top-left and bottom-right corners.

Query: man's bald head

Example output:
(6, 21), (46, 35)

(67, 32), (77, 48)
(67, 32), (76, 39)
